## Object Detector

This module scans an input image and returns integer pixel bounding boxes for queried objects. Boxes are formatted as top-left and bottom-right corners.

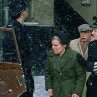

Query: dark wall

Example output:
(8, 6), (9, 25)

(2, 26), (53, 75)
(54, 0), (87, 39)
(26, 26), (53, 75)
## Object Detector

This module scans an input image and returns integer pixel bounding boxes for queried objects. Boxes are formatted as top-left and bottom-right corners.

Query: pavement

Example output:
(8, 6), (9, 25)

(33, 76), (49, 97)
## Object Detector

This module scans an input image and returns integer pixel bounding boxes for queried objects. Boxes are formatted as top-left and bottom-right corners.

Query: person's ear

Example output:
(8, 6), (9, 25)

(64, 44), (66, 48)
(21, 11), (24, 16)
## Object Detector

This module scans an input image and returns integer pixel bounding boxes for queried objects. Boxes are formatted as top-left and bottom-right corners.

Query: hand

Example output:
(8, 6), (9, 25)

(72, 94), (79, 97)
(76, 53), (87, 67)
(48, 89), (53, 96)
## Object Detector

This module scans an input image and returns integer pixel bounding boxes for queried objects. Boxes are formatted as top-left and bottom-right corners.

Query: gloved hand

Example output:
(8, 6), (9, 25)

(76, 53), (87, 68)
(93, 62), (97, 74)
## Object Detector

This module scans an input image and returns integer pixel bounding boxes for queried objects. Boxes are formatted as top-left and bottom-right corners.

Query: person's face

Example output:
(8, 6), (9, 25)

(92, 28), (97, 40)
(51, 38), (66, 55)
(80, 31), (92, 42)
(22, 8), (29, 18)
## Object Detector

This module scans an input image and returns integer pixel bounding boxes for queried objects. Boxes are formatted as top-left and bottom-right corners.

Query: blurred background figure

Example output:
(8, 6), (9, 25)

(70, 24), (92, 59)
(76, 22), (97, 97)
(93, 16), (97, 24)
(70, 24), (93, 97)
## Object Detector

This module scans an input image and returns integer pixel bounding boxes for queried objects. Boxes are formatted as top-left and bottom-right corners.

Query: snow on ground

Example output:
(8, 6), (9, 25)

(33, 76), (49, 97)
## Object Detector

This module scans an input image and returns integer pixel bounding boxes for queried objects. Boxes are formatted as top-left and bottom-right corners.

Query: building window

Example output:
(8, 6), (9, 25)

(81, 0), (91, 6)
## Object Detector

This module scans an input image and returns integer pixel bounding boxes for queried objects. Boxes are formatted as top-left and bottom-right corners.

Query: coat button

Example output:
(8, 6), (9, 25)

(60, 72), (62, 75)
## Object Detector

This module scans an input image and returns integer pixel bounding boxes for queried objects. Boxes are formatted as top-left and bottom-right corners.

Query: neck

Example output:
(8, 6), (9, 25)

(16, 17), (25, 25)
(59, 49), (65, 57)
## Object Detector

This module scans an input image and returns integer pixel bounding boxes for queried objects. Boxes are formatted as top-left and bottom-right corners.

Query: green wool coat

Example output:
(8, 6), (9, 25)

(45, 48), (86, 97)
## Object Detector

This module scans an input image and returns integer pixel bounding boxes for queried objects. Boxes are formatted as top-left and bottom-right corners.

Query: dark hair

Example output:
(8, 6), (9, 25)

(10, 13), (21, 20)
(52, 32), (70, 45)
(9, 0), (28, 17)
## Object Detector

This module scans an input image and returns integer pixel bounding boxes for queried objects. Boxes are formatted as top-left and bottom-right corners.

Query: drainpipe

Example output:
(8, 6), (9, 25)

(3, 7), (9, 25)
(96, 0), (97, 16)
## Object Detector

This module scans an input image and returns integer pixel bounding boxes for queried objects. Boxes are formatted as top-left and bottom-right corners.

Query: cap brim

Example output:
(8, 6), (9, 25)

(90, 24), (97, 28)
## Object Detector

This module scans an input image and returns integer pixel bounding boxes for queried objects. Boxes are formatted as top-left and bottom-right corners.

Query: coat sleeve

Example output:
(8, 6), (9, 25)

(85, 41), (97, 72)
(73, 59), (86, 97)
(76, 53), (95, 72)
(45, 52), (53, 90)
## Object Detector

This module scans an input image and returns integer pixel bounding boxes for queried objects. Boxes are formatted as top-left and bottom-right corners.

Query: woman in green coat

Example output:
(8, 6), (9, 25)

(45, 32), (86, 97)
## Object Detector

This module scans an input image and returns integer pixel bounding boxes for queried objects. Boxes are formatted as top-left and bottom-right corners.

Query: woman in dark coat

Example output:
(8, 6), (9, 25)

(45, 32), (86, 97)
(2, 0), (34, 96)
(77, 23), (97, 97)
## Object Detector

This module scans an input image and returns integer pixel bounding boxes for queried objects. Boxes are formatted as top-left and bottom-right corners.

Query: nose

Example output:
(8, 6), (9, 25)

(52, 45), (54, 49)
(80, 33), (85, 37)
(92, 30), (95, 36)
(80, 34), (85, 38)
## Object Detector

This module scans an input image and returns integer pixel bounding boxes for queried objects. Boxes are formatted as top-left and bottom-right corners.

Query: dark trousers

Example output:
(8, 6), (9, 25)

(19, 91), (33, 97)
(21, 58), (34, 97)
(86, 75), (97, 97)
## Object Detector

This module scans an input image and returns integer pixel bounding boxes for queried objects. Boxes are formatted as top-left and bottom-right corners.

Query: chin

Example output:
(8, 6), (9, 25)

(53, 51), (58, 54)
(54, 52), (58, 54)
(94, 37), (97, 40)
(81, 39), (87, 42)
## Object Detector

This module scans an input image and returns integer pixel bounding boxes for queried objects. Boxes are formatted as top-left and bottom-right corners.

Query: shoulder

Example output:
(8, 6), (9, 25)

(65, 48), (79, 59)
(6, 20), (19, 29)
(70, 38), (80, 51)
(88, 40), (97, 61)
(70, 49), (78, 57)
(70, 38), (79, 44)
(7, 20), (23, 29)
(89, 40), (97, 48)
(47, 50), (55, 57)
(70, 38), (80, 48)
(89, 40), (97, 44)
(88, 40), (97, 53)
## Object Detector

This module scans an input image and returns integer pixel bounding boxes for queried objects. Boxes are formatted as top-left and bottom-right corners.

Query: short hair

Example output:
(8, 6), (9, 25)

(10, 13), (21, 20)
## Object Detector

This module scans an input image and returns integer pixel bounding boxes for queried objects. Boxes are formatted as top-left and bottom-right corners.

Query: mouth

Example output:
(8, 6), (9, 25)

(92, 35), (95, 37)
(81, 38), (86, 40)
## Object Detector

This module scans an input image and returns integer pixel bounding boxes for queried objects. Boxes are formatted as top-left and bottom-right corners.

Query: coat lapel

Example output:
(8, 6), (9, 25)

(59, 48), (73, 69)
(51, 48), (73, 72)
(52, 55), (61, 72)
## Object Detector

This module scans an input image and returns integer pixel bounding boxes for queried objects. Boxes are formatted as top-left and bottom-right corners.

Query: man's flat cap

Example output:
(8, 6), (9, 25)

(78, 24), (92, 32)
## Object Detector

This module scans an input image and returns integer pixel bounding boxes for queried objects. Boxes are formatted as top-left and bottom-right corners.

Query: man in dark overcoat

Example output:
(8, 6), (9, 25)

(77, 23), (97, 97)
(2, 0), (34, 96)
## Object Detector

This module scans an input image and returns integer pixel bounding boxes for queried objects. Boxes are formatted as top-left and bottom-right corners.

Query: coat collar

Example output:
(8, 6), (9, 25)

(49, 48), (73, 59)
(50, 48), (73, 72)
(59, 48), (73, 69)
(63, 48), (73, 59)
(77, 38), (89, 59)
